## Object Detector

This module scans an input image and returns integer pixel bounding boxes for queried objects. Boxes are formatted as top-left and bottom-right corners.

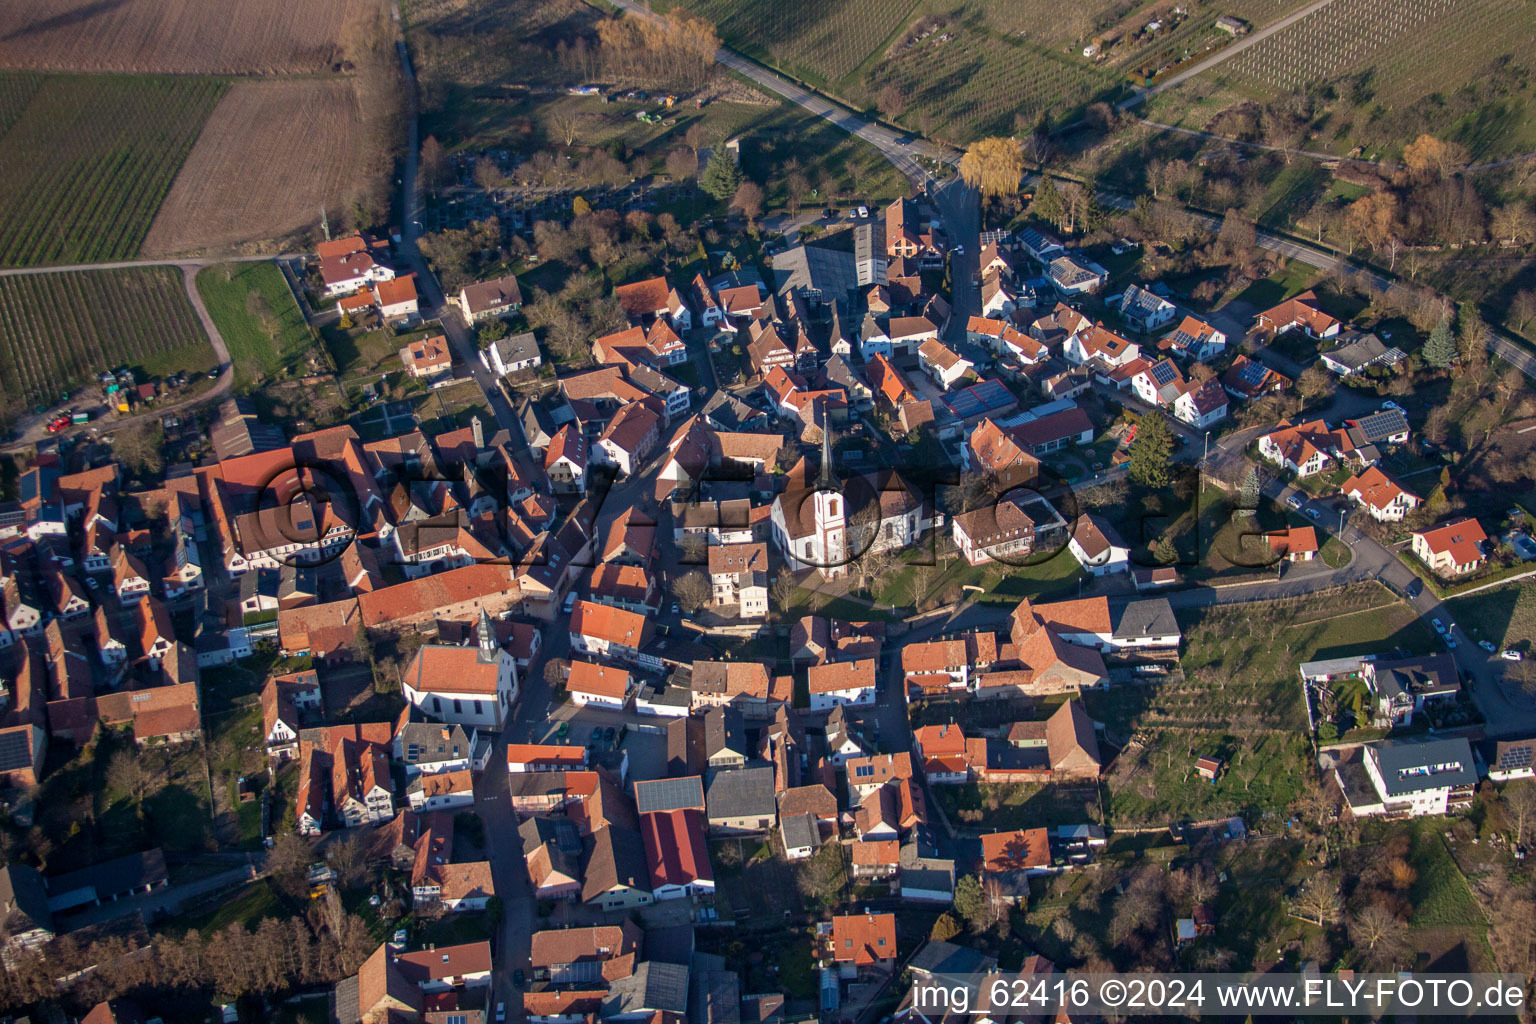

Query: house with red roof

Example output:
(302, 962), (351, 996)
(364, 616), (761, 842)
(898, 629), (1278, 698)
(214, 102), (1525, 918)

(1254, 289), (1341, 339)
(1257, 419), (1348, 478)
(400, 335), (452, 378)
(1341, 465), (1420, 522)
(544, 424), (588, 493)
(569, 600), (653, 667)
(594, 403), (661, 478)
(400, 611), (520, 730)
(317, 234), (395, 297)
(1411, 518), (1488, 577)
(829, 911), (898, 976)
(1266, 525), (1319, 562)
(640, 808), (714, 901)
(374, 275), (419, 324)
(566, 660), (633, 709)
(615, 276), (691, 331)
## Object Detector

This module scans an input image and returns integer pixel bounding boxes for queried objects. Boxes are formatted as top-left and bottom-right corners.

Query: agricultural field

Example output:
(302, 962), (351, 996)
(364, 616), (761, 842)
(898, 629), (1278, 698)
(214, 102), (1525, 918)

(863, 26), (1123, 142)
(1085, 585), (1432, 826)
(0, 0), (382, 75)
(142, 79), (390, 258)
(0, 73), (225, 266)
(1162, 0), (1536, 159)
(0, 268), (215, 423)
(196, 262), (317, 389)
(673, 0), (917, 85)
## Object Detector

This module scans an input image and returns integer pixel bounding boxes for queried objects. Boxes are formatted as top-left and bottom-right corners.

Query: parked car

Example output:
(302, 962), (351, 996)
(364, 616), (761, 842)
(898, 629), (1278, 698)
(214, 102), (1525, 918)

(1432, 619), (1445, 633)
(497, 1001), (508, 1021)
(1480, 640), (1497, 652)
(856, 205), (870, 218)
(821, 208), (836, 219)
(1286, 495), (1303, 510)
(670, 602), (680, 615)
(604, 726), (617, 745)
(513, 968), (525, 987)
(1381, 401), (1404, 413)
(563, 592), (576, 613)
(556, 720), (569, 737)
(1306, 508), (1320, 520)
(1406, 579), (1423, 598)
(589, 727), (603, 745)
(1446, 637), (1458, 649)
(1503, 650), (1524, 662)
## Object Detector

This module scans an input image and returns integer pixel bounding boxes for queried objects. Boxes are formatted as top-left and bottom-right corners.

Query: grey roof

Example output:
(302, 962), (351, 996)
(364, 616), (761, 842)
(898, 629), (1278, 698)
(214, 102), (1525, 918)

(907, 939), (992, 977)
(780, 812), (820, 851)
(691, 967), (742, 1024)
(703, 706), (747, 760)
(0, 863), (52, 935)
(706, 765), (777, 820)
(46, 848), (168, 904)
(397, 722), (475, 766)
(1299, 655), (1369, 679)
(628, 364), (686, 397)
(822, 353), (866, 392)
(0, 728), (34, 772)
(1120, 284), (1170, 319)
(772, 244), (859, 304)
(860, 312), (888, 342)
(1351, 409), (1410, 444)
(1110, 598), (1179, 639)
(1325, 332), (1403, 372)
(1371, 737), (1477, 797)
(898, 842), (955, 898)
(635, 775), (706, 814)
(519, 814), (582, 857)
(1048, 255), (1105, 288)
(490, 331), (539, 366)
(604, 960), (691, 1016)
(1374, 653), (1460, 702)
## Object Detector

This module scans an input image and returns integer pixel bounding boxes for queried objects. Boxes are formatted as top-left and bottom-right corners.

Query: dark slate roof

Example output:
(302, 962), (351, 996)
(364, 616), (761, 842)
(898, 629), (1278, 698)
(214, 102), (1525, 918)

(0, 863), (52, 933)
(1351, 409), (1410, 444)
(635, 776), (706, 815)
(47, 848), (168, 903)
(772, 245), (859, 303)
(780, 812), (820, 850)
(0, 728), (33, 772)
(705, 765), (777, 820)
(1372, 737), (1477, 797)
(604, 960), (691, 1016)
(1110, 598), (1179, 639)
(490, 331), (539, 366)
(907, 939), (993, 977)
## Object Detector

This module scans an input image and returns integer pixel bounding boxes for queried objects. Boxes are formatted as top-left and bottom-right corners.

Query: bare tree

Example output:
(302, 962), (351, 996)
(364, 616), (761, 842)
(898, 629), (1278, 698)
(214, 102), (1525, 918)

(550, 110), (581, 148)
(106, 749), (153, 812)
(1505, 781), (1536, 846)
(673, 570), (711, 614)
(1292, 872), (1341, 926)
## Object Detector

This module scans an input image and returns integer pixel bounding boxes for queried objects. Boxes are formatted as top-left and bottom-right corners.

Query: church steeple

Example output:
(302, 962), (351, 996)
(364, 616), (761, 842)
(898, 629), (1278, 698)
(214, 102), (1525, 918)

(817, 424), (837, 489)
(477, 608), (497, 664)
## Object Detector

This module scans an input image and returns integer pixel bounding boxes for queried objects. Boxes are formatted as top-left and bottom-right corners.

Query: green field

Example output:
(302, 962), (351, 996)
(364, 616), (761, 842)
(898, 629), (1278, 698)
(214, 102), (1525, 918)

(1159, 0), (1536, 159)
(0, 267), (215, 420)
(0, 73), (226, 266)
(1448, 580), (1536, 652)
(197, 262), (316, 389)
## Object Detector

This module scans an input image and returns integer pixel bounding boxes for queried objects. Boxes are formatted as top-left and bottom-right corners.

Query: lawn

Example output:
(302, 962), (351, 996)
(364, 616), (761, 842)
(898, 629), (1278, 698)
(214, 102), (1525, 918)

(1406, 823), (1482, 928)
(0, 267), (216, 423)
(0, 72), (226, 266)
(326, 322), (432, 379)
(197, 261), (318, 389)
(413, 379), (492, 434)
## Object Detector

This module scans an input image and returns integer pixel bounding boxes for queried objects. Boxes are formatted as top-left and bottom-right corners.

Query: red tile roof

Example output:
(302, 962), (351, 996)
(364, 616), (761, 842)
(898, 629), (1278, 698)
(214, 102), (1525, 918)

(640, 808), (712, 888)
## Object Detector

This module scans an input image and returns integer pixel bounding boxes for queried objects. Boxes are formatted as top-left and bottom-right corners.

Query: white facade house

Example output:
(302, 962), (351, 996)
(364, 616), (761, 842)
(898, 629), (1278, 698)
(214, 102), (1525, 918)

(1347, 738), (1477, 818)
(806, 659), (877, 712)
(401, 614), (520, 730)
(1068, 516), (1129, 576)
(481, 332), (542, 376)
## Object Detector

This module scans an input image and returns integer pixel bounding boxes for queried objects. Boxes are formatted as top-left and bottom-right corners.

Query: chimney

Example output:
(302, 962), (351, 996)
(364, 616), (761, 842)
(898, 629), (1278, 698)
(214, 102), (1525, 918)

(471, 415), (484, 450)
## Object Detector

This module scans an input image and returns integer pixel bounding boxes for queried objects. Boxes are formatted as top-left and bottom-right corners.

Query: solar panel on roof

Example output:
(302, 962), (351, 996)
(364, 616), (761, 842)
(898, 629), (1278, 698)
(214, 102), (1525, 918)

(0, 730), (31, 773)
(1237, 361), (1268, 385)
(1169, 329), (1197, 349)
(1151, 362), (1179, 386)
(1501, 745), (1534, 769)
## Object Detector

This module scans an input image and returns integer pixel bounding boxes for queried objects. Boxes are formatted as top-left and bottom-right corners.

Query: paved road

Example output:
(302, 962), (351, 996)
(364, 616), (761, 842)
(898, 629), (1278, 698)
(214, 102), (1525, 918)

(1120, 0), (1341, 108)
(394, 36), (521, 441)
(605, 0), (944, 186)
